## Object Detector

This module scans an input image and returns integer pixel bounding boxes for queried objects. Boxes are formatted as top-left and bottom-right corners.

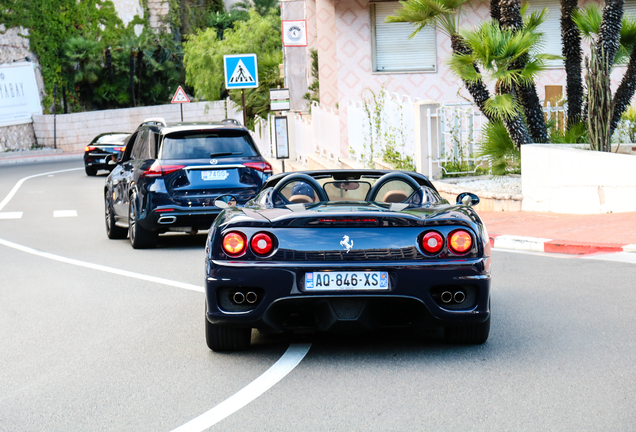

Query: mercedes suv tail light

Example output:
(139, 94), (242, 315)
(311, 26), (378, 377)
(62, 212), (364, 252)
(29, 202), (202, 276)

(420, 231), (444, 255)
(222, 232), (247, 256)
(243, 161), (273, 174)
(141, 161), (185, 177)
(448, 230), (473, 255)
(250, 232), (275, 256)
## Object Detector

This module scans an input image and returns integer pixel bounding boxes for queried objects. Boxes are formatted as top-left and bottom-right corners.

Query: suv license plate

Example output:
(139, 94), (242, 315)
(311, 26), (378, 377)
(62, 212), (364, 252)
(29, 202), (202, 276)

(202, 170), (229, 181)
(305, 271), (389, 290)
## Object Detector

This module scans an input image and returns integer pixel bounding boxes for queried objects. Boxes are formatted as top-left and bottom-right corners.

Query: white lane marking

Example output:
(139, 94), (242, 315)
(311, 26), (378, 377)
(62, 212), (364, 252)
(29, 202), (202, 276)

(53, 210), (78, 218)
(0, 167), (82, 212)
(0, 237), (204, 293)
(171, 343), (312, 432)
(0, 212), (23, 219)
(2, 165), (314, 427)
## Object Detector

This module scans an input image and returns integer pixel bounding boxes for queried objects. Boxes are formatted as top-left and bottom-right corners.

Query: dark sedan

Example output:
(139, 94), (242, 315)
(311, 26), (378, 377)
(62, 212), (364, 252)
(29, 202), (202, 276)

(204, 170), (491, 351)
(104, 119), (272, 249)
(84, 132), (130, 176)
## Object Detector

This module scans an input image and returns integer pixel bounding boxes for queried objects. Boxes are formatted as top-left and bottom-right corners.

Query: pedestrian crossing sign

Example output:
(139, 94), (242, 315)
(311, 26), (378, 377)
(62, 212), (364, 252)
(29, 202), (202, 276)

(224, 54), (259, 90)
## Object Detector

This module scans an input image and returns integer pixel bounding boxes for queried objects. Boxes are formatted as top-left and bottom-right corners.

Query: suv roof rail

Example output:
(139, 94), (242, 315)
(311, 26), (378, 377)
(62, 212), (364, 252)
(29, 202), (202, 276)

(222, 118), (242, 126)
(142, 117), (167, 127)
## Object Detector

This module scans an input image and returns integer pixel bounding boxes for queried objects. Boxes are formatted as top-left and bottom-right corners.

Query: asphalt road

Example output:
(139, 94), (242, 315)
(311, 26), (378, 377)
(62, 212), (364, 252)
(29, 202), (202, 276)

(1, 160), (635, 431)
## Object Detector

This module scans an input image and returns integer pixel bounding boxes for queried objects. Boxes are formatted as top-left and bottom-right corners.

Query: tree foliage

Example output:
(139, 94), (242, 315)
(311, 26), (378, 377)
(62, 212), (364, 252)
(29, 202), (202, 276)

(183, 10), (283, 126)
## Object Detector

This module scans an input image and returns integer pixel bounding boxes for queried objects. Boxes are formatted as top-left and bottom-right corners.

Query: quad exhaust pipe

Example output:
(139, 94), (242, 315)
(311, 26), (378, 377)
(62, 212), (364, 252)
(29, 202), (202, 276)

(441, 290), (465, 304)
(232, 291), (258, 305)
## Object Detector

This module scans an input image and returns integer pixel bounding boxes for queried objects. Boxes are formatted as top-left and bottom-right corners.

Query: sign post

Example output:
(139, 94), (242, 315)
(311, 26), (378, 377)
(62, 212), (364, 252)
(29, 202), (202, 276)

(171, 85), (190, 121)
(223, 54), (259, 126)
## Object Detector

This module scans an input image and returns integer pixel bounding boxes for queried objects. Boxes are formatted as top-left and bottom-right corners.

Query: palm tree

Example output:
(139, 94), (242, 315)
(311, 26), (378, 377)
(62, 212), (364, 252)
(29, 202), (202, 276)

(560, 0), (583, 128)
(449, 14), (557, 148)
(597, 0), (624, 65)
(611, 17), (636, 135)
(497, 1), (549, 143)
(385, 0), (493, 121)
(573, 4), (636, 137)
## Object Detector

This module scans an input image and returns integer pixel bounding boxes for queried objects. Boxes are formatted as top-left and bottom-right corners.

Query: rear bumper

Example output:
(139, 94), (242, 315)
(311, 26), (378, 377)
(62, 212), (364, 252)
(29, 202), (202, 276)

(140, 206), (223, 231)
(205, 258), (491, 333)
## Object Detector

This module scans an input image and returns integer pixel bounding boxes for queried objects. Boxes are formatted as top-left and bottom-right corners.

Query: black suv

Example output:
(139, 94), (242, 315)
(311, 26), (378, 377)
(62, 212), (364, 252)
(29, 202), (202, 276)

(104, 118), (272, 249)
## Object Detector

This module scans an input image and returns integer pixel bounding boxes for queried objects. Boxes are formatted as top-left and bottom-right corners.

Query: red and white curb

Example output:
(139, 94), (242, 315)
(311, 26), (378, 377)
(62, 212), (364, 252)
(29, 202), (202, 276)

(490, 234), (636, 255)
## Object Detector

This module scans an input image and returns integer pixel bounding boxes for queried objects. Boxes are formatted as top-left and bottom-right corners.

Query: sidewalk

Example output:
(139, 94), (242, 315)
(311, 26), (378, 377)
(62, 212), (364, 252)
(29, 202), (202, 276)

(479, 210), (636, 254)
(0, 149), (83, 165)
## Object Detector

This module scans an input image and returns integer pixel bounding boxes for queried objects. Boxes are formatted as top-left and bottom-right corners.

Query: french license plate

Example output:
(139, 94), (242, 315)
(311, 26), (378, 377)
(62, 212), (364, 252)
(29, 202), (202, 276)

(99, 158), (106, 163)
(201, 170), (229, 181)
(305, 271), (389, 290)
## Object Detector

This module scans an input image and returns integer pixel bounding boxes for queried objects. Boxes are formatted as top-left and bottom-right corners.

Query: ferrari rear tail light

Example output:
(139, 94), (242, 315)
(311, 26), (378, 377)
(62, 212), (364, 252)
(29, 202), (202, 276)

(421, 231), (444, 255)
(449, 230), (473, 255)
(113, 146), (125, 152)
(85, 146), (96, 152)
(250, 232), (275, 256)
(243, 161), (273, 174)
(222, 232), (247, 256)
(141, 161), (185, 178)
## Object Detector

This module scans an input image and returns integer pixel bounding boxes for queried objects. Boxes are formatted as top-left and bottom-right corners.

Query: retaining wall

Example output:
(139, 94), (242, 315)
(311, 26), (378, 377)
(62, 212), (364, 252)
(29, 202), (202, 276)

(522, 144), (636, 214)
(32, 100), (242, 152)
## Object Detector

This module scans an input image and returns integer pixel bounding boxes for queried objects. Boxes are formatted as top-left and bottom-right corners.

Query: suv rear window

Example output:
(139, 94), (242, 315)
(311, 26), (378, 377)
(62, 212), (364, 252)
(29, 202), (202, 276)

(160, 130), (258, 160)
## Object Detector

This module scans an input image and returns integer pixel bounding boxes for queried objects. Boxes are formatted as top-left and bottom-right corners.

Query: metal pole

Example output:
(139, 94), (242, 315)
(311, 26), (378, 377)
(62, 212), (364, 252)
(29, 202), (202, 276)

(53, 84), (57, 149)
(180, 104), (183, 122)
(282, 159), (285, 173)
(241, 89), (247, 126)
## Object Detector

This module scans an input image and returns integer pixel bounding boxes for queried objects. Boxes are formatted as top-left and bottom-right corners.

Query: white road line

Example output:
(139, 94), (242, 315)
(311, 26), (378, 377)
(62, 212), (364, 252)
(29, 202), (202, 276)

(0, 167), (82, 212)
(2, 165), (314, 431)
(171, 343), (312, 432)
(0, 212), (23, 219)
(53, 210), (78, 218)
(0, 237), (204, 292)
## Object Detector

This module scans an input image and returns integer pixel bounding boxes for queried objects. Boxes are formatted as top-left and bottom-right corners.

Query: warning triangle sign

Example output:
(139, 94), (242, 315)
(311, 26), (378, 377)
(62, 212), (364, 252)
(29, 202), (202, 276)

(229, 60), (255, 84)
(171, 86), (190, 104)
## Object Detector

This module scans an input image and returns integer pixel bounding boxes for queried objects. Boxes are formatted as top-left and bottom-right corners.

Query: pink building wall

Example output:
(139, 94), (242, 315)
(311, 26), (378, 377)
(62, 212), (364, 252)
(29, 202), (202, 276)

(311, 0), (630, 153)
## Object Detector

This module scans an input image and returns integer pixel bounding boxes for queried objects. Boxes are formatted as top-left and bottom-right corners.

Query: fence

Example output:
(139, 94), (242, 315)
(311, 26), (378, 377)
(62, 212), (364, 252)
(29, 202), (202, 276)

(347, 92), (417, 168)
(251, 116), (272, 158)
(311, 102), (340, 161)
(431, 102), (486, 176)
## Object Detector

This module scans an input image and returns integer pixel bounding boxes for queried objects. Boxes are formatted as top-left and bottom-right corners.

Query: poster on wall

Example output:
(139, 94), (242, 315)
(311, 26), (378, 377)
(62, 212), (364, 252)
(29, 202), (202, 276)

(282, 20), (308, 47)
(0, 62), (42, 127)
(274, 116), (289, 159)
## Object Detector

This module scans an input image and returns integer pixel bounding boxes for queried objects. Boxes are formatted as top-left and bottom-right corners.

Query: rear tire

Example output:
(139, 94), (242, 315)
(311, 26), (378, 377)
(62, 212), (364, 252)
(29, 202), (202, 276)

(85, 166), (97, 176)
(128, 193), (157, 249)
(105, 194), (127, 239)
(206, 315), (251, 352)
(444, 316), (490, 344)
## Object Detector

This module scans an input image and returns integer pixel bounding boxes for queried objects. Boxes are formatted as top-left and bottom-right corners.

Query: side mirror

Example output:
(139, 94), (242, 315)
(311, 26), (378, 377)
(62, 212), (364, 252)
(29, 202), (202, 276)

(456, 192), (480, 207)
(214, 195), (237, 209)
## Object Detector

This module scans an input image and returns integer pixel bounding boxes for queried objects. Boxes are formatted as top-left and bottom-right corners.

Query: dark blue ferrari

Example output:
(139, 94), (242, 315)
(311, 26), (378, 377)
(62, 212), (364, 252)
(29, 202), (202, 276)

(205, 170), (491, 351)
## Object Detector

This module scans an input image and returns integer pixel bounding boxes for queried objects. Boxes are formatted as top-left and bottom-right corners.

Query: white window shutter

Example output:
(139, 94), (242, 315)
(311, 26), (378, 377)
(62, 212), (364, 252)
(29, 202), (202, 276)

(372, 2), (437, 72)
(525, 0), (563, 68)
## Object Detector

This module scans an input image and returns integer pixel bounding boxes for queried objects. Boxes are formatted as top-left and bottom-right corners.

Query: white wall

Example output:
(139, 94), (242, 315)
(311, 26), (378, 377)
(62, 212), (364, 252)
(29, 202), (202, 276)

(522, 144), (636, 214)
(32, 100), (240, 152)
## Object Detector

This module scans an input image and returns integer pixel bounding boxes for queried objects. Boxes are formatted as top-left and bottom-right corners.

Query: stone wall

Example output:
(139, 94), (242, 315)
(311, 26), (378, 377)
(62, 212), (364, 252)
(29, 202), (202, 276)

(148, 0), (171, 32)
(32, 100), (243, 152)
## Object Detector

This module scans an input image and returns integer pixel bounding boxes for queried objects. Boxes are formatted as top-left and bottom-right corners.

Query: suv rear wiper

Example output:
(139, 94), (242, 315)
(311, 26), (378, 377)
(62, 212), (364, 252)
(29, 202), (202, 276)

(210, 152), (243, 158)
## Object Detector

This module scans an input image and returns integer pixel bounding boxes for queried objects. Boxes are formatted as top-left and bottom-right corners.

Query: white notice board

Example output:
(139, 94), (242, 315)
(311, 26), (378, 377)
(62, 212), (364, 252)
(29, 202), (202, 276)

(274, 116), (289, 159)
(0, 62), (42, 127)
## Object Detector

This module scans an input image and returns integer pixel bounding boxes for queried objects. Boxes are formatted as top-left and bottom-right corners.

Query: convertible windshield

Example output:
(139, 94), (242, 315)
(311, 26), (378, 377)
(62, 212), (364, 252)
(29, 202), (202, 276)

(271, 174), (442, 207)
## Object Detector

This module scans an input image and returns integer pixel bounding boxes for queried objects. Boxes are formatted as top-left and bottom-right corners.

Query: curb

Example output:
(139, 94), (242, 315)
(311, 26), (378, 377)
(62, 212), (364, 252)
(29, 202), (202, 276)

(0, 152), (83, 165)
(490, 234), (635, 255)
